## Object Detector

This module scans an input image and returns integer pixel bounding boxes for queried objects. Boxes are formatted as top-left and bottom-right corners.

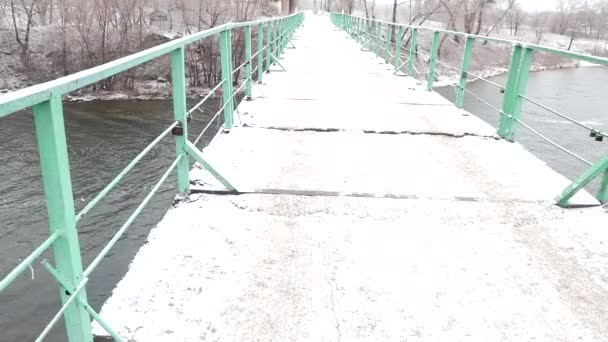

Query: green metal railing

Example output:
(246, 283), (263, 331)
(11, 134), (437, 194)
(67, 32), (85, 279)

(332, 13), (608, 207)
(0, 12), (302, 342)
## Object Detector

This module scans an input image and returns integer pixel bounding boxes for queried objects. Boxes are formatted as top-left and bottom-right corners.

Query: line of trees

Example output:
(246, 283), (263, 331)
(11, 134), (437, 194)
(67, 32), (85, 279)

(324, 0), (608, 54)
(0, 0), (281, 91)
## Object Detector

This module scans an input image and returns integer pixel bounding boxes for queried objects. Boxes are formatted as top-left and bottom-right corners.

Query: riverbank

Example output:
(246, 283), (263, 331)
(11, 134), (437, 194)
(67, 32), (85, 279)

(433, 60), (590, 88)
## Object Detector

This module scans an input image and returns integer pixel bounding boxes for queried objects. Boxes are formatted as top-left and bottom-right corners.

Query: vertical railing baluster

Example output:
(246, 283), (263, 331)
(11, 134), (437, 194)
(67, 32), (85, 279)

(375, 22), (381, 56)
(498, 45), (533, 141)
(394, 26), (404, 70)
(170, 47), (190, 194)
(385, 24), (392, 63)
(257, 23), (264, 82)
(455, 36), (474, 108)
(408, 28), (417, 76)
(33, 94), (93, 342)
(427, 31), (440, 91)
(599, 169), (608, 202)
(245, 25), (252, 100)
(265, 22), (271, 72)
(219, 28), (235, 130)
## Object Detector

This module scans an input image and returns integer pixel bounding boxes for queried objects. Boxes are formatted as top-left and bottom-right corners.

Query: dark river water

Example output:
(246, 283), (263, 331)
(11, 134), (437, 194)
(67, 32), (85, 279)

(0, 98), (223, 342)
(437, 66), (608, 194)
(1, 67), (607, 342)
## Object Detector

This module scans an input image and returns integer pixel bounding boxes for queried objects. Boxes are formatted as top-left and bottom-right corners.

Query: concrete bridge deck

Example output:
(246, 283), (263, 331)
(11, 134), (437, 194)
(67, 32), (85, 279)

(95, 15), (608, 341)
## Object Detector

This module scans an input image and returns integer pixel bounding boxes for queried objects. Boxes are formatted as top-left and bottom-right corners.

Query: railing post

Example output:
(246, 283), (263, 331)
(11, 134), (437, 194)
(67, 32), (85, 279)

(257, 24), (264, 82)
(33, 94), (93, 342)
(219, 28), (235, 130)
(385, 24), (392, 63)
(245, 25), (252, 99)
(408, 28), (417, 76)
(170, 47), (190, 194)
(599, 169), (608, 202)
(455, 36), (474, 108)
(265, 22), (271, 72)
(375, 22), (381, 56)
(498, 45), (533, 141)
(427, 31), (440, 91)
(394, 26), (404, 70)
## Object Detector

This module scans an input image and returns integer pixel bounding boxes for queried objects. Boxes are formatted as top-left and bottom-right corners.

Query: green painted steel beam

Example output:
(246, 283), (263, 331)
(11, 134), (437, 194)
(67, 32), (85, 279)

(456, 36), (474, 108)
(265, 22), (272, 72)
(245, 26), (253, 99)
(555, 157), (608, 207)
(219, 29), (235, 129)
(498, 46), (533, 141)
(33, 94), (93, 342)
(427, 31), (440, 91)
(171, 47), (190, 195)
(408, 28), (418, 76)
(394, 26), (404, 70)
(257, 23), (264, 82)
(599, 169), (608, 202)
(385, 25), (392, 63)
(375, 23), (382, 56)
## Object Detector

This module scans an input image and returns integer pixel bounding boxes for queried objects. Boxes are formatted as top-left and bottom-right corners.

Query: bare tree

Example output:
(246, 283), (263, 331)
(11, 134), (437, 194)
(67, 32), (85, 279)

(10, 0), (37, 67)
(506, 2), (526, 36)
(533, 11), (546, 44)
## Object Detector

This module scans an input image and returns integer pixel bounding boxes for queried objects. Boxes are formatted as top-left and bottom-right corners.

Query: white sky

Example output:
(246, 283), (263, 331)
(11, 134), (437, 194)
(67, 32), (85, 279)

(372, 0), (560, 13)
(519, 0), (557, 12)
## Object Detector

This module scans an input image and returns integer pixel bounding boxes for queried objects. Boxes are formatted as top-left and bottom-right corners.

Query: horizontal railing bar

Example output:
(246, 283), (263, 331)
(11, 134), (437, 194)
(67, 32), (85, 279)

(233, 60), (249, 75)
(42, 261), (124, 341)
(35, 277), (89, 342)
(520, 94), (606, 137)
(250, 48), (265, 61)
(83, 154), (183, 277)
(75, 121), (179, 222)
(231, 13), (299, 29)
(341, 14), (608, 66)
(0, 230), (61, 293)
(513, 117), (592, 166)
(463, 88), (503, 113)
(187, 81), (225, 116)
(0, 13), (301, 118)
(192, 81), (247, 145)
(193, 107), (223, 146)
(464, 71), (505, 89)
(435, 59), (460, 72)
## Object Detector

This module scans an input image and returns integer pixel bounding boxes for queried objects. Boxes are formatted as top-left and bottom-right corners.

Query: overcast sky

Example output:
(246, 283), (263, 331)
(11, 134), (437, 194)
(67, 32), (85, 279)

(518, 0), (557, 12)
(372, 0), (559, 13)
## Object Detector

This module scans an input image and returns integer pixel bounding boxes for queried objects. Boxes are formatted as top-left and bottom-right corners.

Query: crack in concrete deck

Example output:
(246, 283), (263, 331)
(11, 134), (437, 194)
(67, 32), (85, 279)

(94, 13), (607, 342)
(242, 125), (499, 139)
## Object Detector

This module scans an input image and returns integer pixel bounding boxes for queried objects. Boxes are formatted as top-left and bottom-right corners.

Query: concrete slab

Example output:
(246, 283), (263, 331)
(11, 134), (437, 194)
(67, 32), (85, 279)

(236, 98), (497, 136)
(94, 12), (608, 342)
(190, 128), (597, 204)
(94, 194), (608, 341)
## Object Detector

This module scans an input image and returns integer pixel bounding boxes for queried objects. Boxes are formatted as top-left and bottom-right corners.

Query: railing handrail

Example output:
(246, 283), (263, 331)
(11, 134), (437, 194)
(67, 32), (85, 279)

(0, 12), (302, 118)
(331, 12), (608, 207)
(0, 11), (304, 342)
(338, 13), (608, 67)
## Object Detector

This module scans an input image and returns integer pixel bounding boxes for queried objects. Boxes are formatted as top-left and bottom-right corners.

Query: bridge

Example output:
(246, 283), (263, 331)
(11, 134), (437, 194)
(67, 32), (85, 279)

(1, 11), (608, 342)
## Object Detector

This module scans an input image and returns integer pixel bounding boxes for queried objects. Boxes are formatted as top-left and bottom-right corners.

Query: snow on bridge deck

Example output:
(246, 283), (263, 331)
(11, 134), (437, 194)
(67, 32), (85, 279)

(95, 14), (608, 341)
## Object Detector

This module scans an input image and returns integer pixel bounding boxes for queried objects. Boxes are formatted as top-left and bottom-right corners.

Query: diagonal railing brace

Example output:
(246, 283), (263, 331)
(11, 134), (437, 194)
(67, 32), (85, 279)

(555, 157), (608, 207)
(185, 141), (237, 191)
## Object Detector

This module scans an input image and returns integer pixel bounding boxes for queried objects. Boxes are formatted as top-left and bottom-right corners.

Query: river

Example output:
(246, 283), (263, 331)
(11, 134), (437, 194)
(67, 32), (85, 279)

(436, 66), (608, 194)
(0, 98), (223, 342)
(1, 67), (607, 341)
